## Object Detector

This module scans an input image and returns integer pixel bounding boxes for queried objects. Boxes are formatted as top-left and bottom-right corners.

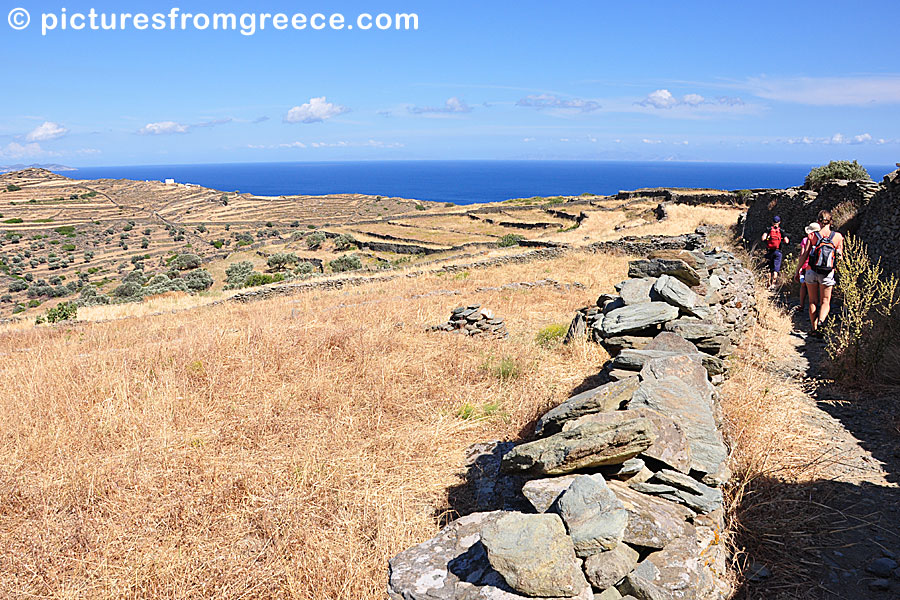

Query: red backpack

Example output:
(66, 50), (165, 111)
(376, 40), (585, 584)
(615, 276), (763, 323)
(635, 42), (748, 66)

(766, 225), (783, 250)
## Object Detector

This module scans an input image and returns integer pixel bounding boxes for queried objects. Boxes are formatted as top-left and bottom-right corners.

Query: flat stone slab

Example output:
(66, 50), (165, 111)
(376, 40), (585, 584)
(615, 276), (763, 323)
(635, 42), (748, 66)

(600, 302), (680, 337)
(618, 278), (657, 305)
(607, 480), (693, 550)
(639, 354), (713, 401)
(653, 274), (703, 313)
(629, 377), (727, 477)
(522, 475), (578, 513)
(535, 377), (641, 437)
(555, 475), (628, 557)
(562, 408), (692, 475)
(502, 418), (654, 476)
(481, 512), (589, 598)
(663, 318), (726, 341)
(628, 258), (702, 287)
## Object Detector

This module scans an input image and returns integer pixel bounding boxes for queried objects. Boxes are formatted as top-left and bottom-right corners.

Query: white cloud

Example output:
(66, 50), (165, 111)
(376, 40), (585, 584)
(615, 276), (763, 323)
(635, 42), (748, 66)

(409, 97), (473, 114)
(745, 75), (900, 106)
(0, 142), (54, 159)
(639, 89), (745, 110)
(642, 89), (678, 109)
(523, 137), (536, 143)
(785, 132), (883, 145)
(285, 97), (350, 123)
(139, 121), (189, 135)
(25, 121), (69, 142)
(248, 139), (402, 150)
(642, 138), (663, 144)
(516, 94), (602, 112)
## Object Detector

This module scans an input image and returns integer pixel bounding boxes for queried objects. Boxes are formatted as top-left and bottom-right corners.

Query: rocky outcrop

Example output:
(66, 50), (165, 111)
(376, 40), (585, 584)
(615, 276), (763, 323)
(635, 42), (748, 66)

(859, 168), (900, 275)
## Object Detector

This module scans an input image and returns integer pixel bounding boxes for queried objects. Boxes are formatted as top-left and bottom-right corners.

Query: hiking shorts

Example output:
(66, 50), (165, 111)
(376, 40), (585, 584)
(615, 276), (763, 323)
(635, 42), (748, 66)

(767, 249), (783, 273)
(805, 268), (836, 287)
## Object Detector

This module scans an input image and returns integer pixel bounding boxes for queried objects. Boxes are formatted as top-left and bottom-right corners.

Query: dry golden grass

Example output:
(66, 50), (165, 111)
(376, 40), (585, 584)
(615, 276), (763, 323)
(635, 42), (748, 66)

(0, 251), (627, 599)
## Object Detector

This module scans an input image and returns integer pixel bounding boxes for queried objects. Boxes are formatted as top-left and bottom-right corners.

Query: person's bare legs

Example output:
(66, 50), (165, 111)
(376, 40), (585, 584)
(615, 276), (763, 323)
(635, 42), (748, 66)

(807, 281), (820, 331)
(819, 283), (834, 328)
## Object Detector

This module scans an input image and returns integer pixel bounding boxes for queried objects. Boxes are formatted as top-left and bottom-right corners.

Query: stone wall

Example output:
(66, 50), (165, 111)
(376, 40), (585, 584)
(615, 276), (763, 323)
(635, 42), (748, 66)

(741, 179), (882, 253)
(859, 168), (900, 275)
(387, 246), (758, 600)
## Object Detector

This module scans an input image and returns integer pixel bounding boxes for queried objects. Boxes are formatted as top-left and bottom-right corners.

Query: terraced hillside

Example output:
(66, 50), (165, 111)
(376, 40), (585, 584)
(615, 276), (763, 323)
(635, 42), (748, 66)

(0, 168), (743, 319)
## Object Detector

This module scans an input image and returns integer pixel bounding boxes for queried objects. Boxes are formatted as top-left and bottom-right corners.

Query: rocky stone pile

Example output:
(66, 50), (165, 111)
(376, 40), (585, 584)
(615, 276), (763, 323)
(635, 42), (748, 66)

(430, 304), (508, 338)
(388, 244), (758, 600)
(565, 247), (756, 384)
(388, 330), (733, 600)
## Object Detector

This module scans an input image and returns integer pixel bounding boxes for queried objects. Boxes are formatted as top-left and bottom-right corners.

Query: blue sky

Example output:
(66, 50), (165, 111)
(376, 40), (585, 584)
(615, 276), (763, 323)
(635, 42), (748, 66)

(2, 0), (899, 166)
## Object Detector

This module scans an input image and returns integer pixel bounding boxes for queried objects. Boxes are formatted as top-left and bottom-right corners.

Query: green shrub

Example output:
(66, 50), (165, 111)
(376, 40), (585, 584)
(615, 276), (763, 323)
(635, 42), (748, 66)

(173, 253), (202, 270)
(824, 236), (899, 383)
(267, 252), (299, 271)
(212, 239), (224, 249)
(6, 184), (22, 192)
(306, 232), (326, 250)
(225, 261), (254, 289)
(498, 234), (525, 247)
(3, 218), (23, 224)
(329, 254), (362, 272)
(77, 286), (111, 307)
(535, 323), (569, 347)
(244, 272), (285, 287)
(735, 189), (752, 201)
(54, 225), (76, 236)
(491, 356), (520, 381)
(295, 262), (316, 275)
(183, 269), (214, 291)
(46, 301), (77, 323)
(334, 234), (357, 251)
(62, 243), (76, 252)
(804, 160), (872, 190)
(415, 204), (427, 211)
(8, 279), (27, 292)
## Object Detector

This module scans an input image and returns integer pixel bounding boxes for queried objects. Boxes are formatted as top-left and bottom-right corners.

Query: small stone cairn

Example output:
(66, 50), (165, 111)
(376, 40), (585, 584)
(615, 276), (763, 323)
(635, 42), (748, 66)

(388, 245), (757, 600)
(430, 304), (508, 338)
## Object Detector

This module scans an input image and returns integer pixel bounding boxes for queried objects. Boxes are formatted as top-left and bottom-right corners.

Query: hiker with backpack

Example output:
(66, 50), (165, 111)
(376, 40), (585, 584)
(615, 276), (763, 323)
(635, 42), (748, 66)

(794, 210), (843, 337)
(761, 215), (789, 289)
(797, 221), (821, 310)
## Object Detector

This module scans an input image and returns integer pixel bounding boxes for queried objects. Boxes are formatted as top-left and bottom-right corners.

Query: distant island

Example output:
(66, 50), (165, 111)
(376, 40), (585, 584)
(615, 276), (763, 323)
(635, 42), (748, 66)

(0, 163), (76, 174)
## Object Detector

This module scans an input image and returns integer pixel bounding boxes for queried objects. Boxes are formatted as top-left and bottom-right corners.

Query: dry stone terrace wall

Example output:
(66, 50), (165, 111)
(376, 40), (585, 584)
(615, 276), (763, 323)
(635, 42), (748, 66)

(387, 247), (758, 600)
(740, 175), (896, 267)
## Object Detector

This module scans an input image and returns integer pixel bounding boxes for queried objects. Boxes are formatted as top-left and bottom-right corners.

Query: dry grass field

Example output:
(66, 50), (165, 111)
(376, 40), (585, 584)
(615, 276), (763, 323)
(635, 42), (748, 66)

(0, 251), (629, 599)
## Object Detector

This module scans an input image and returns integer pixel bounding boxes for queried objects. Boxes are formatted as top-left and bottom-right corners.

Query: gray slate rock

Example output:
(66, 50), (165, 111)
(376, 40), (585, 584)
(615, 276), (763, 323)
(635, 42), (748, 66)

(388, 511), (594, 600)
(563, 408), (692, 474)
(628, 259), (702, 287)
(643, 332), (700, 355)
(502, 418), (655, 475)
(584, 544), (640, 590)
(629, 377), (727, 478)
(619, 278), (657, 305)
(481, 513), (589, 598)
(536, 378), (641, 437)
(522, 475), (578, 513)
(639, 354), (712, 402)
(607, 480), (693, 549)
(600, 303), (680, 337)
(603, 335), (655, 351)
(652, 274), (704, 314)
(620, 528), (721, 600)
(565, 312), (587, 343)
(555, 475), (628, 557)
(646, 469), (724, 514)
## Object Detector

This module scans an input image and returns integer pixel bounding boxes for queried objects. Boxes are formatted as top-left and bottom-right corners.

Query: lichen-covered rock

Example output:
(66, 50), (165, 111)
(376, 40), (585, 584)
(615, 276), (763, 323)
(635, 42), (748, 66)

(481, 513), (589, 598)
(584, 543), (640, 590)
(502, 418), (655, 475)
(607, 480), (693, 550)
(535, 378), (641, 437)
(554, 475), (627, 557)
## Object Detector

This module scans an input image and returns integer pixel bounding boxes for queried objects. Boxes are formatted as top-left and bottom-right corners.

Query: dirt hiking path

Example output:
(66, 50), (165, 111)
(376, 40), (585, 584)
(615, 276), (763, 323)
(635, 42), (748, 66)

(741, 301), (900, 598)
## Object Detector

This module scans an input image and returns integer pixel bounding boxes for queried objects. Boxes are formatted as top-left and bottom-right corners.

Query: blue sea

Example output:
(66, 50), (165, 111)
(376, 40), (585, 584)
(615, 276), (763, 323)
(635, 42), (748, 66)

(66, 161), (897, 205)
